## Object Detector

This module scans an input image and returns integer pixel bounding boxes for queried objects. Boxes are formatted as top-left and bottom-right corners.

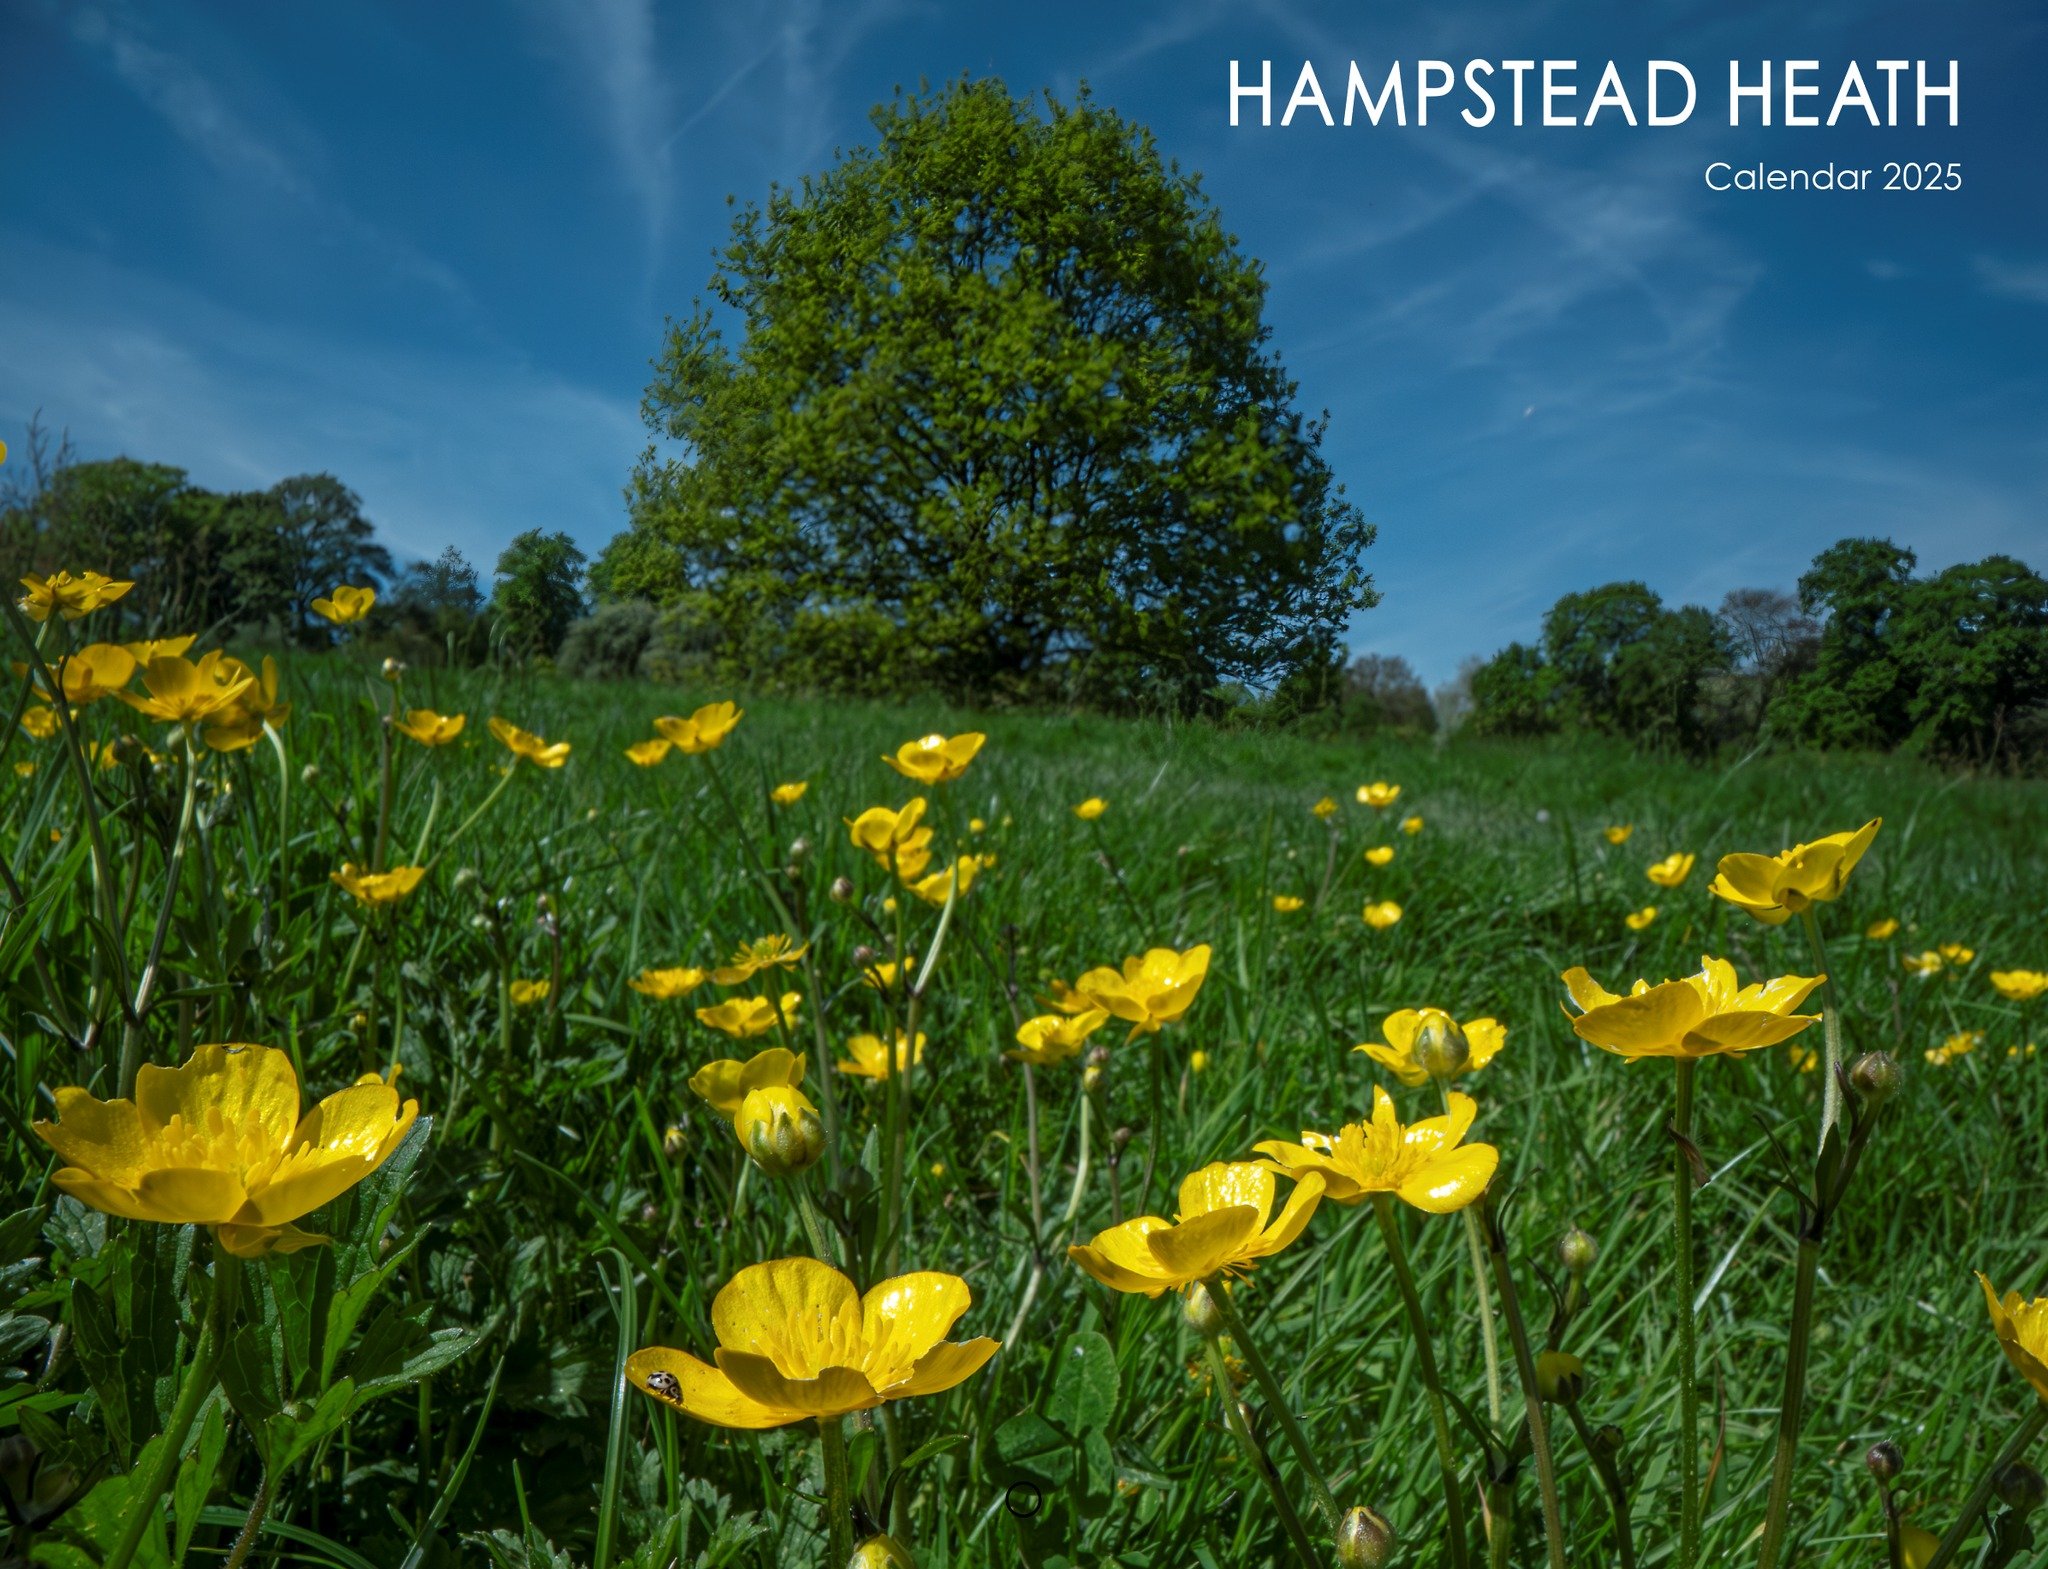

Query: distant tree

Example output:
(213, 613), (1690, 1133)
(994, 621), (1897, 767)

(389, 546), (487, 662)
(1893, 555), (2048, 767)
(221, 474), (393, 644)
(1468, 642), (1561, 737)
(493, 530), (587, 659)
(606, 75), (1375, 709)
(1608, 603), (1731, 751)
(1341, 653), (1437, 734)
(1770, 538), (1919, 749)
(1540, 582), (1667, 723)
(1716, 587), (1819, 737)
(556, 601), (659, 682)
(1432, 656), (1484, 734)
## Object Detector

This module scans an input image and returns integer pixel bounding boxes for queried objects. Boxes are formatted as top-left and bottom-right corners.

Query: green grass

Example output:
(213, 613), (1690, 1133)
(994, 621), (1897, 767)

(5, 652), (2047, 1569)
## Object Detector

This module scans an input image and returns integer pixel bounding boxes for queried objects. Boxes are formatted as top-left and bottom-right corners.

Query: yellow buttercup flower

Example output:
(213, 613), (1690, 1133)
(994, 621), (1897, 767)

(123, 634), (198, 664)
(688, 1046), (806, 1118)
(1400, 814), (1424, 836)
(53, 644), (138, 705)
(1925, 1031), (1982, 1067)
(631, 966), (708, 1000)
(1356, 781), (1400, 809)
(18, 704), (60, 740)
(1362, 900), (1403, 930)
(1940, 943), (1975, 966)
(1902, 950), (1944, 978)
(653, 700), (743, 755)
(861, 954), (919, 992)
(1068, 1162), (1324, 1297)
(710, 935), (810, 987)
(883, 731), (985, 783)
(907, 854), (989, 906)
(119, 653), (254, 725)
(1008, 1010), (1108, 1066)
(625, 737), (672, 766)
(1075, 944), (1211, 1040)
(396, 708), (467, 748)
(21, 570), (134, 622)
(1561, 957), (1824, 1060)
(1626, 906), (1658, 931)
(510, 978), (551, 1007)
(1271, 894), (1305, 913)
(771, 781), (809, 805)
(1189, 1050), (1210, 1074)
(968, 817), (986, 833)
(201, 655), (292, 752)
(330, 863), (427, 906)
(696, 992), (802, 1039)
(1254, 1085), (1498, 1212)
(847, 798), (934, 879)
(1366, 845), (1397, 868)
(31, 1043), (418, 1257)
(1356, 1009), (1504, 1087)
(1603, 824), (1634, 845)
(310, 584), (376, 625)
(1310, 796), (1338, 820)
(11, 761), (32, 778)
(837, 1031), (927, 1079)
(1979, 1274), (2048, 1403)
(1709, 818), (1882, 925)
(1646, 852), (1697, 889)
(626, 1257), (998, 1428)
(1865, 917), (1901, 940)
(1901, 1526), (1940, 1569)
(1040, 977), (1099, 1016)
(1991, 969), (2048, 1002)
(1073, 797), (1107, 821)
(489, 716), (571, 768)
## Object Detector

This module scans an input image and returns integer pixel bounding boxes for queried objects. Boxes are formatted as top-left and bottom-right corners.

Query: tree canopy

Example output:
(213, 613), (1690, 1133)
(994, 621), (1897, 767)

(600, 76), (1375, 710)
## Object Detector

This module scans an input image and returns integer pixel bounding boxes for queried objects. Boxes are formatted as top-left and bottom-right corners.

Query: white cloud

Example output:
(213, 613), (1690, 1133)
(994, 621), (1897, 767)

(1973, 254), (2048, 306)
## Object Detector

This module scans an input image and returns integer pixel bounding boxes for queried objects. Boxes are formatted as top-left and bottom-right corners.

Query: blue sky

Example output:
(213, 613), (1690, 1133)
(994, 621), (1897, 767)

(4, 0), (2044, 686)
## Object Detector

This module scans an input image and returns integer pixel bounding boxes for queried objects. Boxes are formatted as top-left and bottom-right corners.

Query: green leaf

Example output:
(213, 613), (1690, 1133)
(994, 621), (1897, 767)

(172, 1397), (228, 1566)
(991, 1410), (1075, 1489)
(1045, 1329), (1118, 1435)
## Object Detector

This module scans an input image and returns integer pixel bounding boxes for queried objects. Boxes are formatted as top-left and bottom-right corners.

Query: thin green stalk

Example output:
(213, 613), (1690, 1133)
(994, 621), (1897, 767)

(221, 1467), (277, 1569)
(1922, 1405), (2048, 1569)
(1373, 1194), (1471, 1569)
(1481, 1198), (1567, 1569)
(1207, 1280), (1340, 1532)
(794, 1175), (839, 1266)
(427, 762), (516, 867)
(1672, 1058), (1701, 1569)
(118, 727), (204, 1096)
(103, 1249), (240, 1569)
(819, 1417), (854, 1567)
(1754, 1236), (1822, 1569)
(1201, 1335), (1319, 1569)
(1440, 1082), (1503, 1428)
(1566, 1404), (1639, 1569)
(1800, 908), (1844, 1151)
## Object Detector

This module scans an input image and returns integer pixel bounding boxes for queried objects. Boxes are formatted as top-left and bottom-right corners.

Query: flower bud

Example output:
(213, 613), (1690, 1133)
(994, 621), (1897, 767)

(300, 763), (320, 785)
(454, 867), (478, 889)
(1336, 1505), (1395, 1569)
(663, 1123), (689, 1161)
(1557, 1227), (1599, 1275)
(1413, 1010), (1470, 1080)
(1082, 1065), (1104, 1095)
(1995, 1461), (2047, 1517)
(638, 1201), (659, 1225)
(1865, 1440), (1903, 1483)
(1111, 1126), (1133, 1153)
(737, 1086), (825, 1177)
(849, 1535), (915, 1569)
(349, 1011), (369, 1032)
(381, 656), (405, 681)
(852, 944), (879, 969)
(788, 836), (812, 865)
(1183, 1282), (1225, 1339)
(830, 877), (856, 904)
(1850, 1051), (1902, 1108)
(1086, 1043), (1112, 1068)
(1536, 1350), (1584, 1403)
(1589, 1423), (1625, 1457)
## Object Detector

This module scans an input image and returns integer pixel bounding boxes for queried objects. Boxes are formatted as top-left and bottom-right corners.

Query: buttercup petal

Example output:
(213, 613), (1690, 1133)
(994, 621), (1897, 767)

(628, 1347), (802, 1429)
(1145, 1206), (1261, 1281)
(1177, 1162), (1274, 1227)
(715, 1350), (880, 1417)
(860, 1272), (972, 1379)
(1246, 1171), (1325, 1256)
(1683, 1010), (1821, 1056)
(1397, 1145), (1499, 1213)
(133, 1166), (249, 1225)
(1570, 980), (1705, 1057)
(34, 1088), (154, 1187)
(137, 1043), (300, 1148)
(1561, 968), (1624, 1013)
(712, 1258), (863, 1378)
(884, 1336), (1000, 1398)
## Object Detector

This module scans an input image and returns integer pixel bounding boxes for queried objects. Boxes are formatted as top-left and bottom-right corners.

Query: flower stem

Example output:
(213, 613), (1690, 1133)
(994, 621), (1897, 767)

(103, 1249), (240, 1569)
(1201, 1335), (1320, 1569)
(1672, 1057), (1701, 1569)
(1480, 1197), (1567, 1569)
(1922, 1404), (2048, 1569)
(819, 1416), (854, 1567)
(118, 728), (204, 1096)
(1373, 1194), (1472, 1569)
(1206, 1279), (1340, 1532)
(794, 1173), (839, 1266)
(221, 1465), (276, 1569)
(1799, 907), (1842, 1152)
(1566, 1404), (1639, 1569)
(1440, 1082), (1504, 1429)
(1753, 1235), (1821, 1569)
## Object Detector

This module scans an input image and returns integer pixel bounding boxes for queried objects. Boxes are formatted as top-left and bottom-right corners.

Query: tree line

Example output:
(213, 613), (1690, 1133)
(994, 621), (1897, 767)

(1456, 539), (2048, 769)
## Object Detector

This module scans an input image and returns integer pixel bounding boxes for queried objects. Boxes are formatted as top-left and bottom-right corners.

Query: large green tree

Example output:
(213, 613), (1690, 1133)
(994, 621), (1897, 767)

(604, 77), (1375, 709)
(493, 529), (587, 659)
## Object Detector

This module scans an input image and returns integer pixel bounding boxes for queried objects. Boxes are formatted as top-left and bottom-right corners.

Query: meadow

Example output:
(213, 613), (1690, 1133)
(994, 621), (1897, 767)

(5, 595), (2048, 1569)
